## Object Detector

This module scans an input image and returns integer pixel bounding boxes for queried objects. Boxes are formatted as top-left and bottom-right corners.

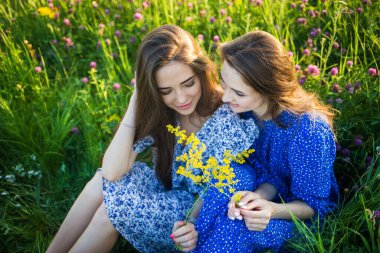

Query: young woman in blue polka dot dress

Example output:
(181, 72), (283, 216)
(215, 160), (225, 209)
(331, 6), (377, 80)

(188, 31), (339, 252)
(46, 25), (259, 253)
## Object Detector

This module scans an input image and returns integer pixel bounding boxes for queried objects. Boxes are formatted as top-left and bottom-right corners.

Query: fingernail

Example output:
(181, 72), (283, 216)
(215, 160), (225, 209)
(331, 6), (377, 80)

(238, 202), (245, 207)
(242, 205), (248, 209)
(179, 221), (185, 225)
(237, 215), (243, 220)
(228, 216), (235, 220)
(170, 234), (174, 239)
(234, 211), (239, 216)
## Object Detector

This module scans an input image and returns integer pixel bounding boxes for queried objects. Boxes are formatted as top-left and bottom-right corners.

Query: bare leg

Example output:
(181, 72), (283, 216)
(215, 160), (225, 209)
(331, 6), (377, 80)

(46, 172), (104, 253)
(69, 202), (119, 253)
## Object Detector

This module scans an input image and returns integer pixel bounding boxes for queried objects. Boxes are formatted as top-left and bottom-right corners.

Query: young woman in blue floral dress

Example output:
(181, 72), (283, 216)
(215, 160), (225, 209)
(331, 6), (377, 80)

(46, 25), (258, 253)
(188, 30), (339, 252)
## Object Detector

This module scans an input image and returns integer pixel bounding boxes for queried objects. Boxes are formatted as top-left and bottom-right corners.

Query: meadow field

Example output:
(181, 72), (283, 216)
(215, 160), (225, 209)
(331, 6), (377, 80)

(0, 0), (379, 252)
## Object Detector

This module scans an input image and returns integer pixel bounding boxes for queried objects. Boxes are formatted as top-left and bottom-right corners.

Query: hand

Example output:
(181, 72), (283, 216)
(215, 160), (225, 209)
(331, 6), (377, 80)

(228, 191), (274, 231)
(240, 198), (274, 231)
(171, 221), (198, 252)
(227, 191), (261, 221)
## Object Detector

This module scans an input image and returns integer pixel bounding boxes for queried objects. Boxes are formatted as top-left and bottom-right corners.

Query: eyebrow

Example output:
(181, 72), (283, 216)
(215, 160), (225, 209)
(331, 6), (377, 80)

(158, 75), (195, 90)
(220, 75), (246, 94)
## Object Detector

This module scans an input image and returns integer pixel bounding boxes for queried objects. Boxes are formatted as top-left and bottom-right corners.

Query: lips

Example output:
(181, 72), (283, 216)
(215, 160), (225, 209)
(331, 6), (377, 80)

(229, 103), (240, 108)
(177, 101), (192, 110)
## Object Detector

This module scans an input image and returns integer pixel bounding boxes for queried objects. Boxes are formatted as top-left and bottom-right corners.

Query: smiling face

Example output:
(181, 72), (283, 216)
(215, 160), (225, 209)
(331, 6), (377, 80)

(155, 61), (202, 116)
(221, 61), (268, 117)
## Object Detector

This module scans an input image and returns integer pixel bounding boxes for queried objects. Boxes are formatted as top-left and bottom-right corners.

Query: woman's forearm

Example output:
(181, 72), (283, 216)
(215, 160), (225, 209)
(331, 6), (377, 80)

(101, 93), (137, 181)
(270, 200), (315, 220)
(188, 198), (203, 220)
(254, 183), (277, 200)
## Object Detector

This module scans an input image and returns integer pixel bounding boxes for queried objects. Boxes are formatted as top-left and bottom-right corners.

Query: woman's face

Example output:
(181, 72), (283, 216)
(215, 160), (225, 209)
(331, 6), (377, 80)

(221, 61), (268, 117)
(155, 61), (202, 116)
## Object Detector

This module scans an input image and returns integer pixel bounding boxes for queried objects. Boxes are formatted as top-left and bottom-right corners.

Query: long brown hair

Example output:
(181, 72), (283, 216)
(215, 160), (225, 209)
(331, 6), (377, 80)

(220, 30), (334, 130)
(134, 25), (222, 189)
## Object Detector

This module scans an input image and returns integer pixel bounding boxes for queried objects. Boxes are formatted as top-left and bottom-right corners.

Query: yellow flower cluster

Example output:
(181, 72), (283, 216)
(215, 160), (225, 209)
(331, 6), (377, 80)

(37, 7), (55, 19)
(167, 125), (254, 196)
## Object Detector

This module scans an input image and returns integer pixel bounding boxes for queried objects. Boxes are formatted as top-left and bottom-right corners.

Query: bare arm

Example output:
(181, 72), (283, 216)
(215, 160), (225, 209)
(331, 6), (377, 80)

(249, 183), (315, 220)
(187, 198), (203, 220)
(253, 183), (277, 200)
(228, 189), (315, 231)
(269, 200), (314, 220)
(101, 91), (137, 181)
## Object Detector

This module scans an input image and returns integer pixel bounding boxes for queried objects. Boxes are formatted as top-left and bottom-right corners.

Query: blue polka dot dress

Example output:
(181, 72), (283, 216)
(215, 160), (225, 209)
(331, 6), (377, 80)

(193, 110), (339, 253)
(102, 104), (258, 253)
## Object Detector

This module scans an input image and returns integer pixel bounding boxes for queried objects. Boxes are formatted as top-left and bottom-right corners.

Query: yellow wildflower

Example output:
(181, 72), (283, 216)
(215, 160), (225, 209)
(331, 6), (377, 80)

(166, 124), (254, 197)
(37, 7), (55, 19)
(232, 193), (242, 203)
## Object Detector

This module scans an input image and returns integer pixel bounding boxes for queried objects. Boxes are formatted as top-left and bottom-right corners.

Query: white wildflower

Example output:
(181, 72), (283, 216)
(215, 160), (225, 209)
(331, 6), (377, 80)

(5, 175), (16, 183)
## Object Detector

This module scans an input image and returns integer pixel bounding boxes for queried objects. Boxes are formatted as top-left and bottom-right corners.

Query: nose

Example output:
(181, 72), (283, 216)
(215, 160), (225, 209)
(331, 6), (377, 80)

(175, 89), (187, 104)
(222, 89), (232, 103)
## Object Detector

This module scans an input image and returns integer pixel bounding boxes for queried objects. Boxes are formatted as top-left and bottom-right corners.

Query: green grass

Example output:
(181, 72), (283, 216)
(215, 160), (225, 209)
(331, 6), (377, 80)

(0, 0), (379, 252)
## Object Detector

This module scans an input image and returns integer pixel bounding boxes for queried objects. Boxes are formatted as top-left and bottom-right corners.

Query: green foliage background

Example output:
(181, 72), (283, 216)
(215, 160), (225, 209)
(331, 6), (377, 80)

(0, 0), (379, 252)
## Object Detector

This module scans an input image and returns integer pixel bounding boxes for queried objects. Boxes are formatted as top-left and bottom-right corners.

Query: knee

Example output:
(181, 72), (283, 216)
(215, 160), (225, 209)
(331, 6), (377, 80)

(82, 173), (103, 203)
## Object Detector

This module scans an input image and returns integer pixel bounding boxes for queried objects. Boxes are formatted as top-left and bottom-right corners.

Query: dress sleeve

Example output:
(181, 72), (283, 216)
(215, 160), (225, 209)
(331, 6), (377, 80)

(195, 103), (259, 160)
(132, 136), (154, 154)
(288, 116), (338, 219)
(253, 158), (289, 199)
(179, 104), (259, 197)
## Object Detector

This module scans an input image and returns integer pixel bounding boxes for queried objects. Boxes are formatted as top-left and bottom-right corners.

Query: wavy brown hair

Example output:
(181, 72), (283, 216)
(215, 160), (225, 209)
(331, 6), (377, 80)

(134, 25), (222, 189)
(220, 30), (334, 130)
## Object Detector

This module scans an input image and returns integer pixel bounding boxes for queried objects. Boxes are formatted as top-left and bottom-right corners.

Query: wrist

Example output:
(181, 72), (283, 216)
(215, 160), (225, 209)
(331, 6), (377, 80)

(186, 217), (197, 224)
(269, 202), (280, 219)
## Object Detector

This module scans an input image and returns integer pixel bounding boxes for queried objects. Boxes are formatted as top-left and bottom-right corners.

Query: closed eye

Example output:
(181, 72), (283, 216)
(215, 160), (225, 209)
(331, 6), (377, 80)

(184, 80), (195, 87)
(159, 89), (171, 95)
(234, 90), (245, 97)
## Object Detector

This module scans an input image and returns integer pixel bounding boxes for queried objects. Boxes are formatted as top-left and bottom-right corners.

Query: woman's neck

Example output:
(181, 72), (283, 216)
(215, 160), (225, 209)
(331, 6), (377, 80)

(178, 112), (206, 135)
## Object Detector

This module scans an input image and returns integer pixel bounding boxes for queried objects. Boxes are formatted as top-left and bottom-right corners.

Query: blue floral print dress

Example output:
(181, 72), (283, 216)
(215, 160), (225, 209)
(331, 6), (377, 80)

(193, 110), (339, 253)
(102, 104), (258, 253)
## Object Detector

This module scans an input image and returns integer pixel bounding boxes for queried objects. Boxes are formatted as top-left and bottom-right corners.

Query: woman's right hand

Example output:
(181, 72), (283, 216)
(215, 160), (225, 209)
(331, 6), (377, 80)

(171, 221), (198, 252)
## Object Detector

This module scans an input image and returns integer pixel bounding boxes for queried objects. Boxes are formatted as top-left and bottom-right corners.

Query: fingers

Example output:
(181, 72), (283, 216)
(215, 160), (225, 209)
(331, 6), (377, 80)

(240, 208), (269, 218)
(240, 208), (271, 231)
(228, 191), (262, 220)
(240, 198), (265, 210)
(228, 191), (248, 220)
(177, 238), (197, 252)
(172, 222), (198, 243)
(172, 222), (194, 238)
(238, 192), (261, 208)
(174, 229), (197, 244)
(227, 202), (242, 220)
(172, 221), (185, 234)
(171, 222), (198, 252)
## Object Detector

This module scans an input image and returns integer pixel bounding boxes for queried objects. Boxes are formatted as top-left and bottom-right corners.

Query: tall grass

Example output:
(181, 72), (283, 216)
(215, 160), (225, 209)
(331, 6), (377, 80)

(0, 0), (379, 252)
